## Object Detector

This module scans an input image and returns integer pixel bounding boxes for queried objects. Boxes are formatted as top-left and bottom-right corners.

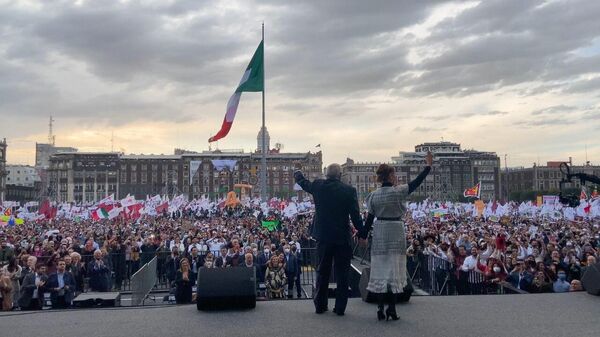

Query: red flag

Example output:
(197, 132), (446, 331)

(464, 182), (481, 198)
(580, 187), (588, 200)
(39, 200), (50, 216)
(155, 202), (168, 213)
(126, 203), (143, 220)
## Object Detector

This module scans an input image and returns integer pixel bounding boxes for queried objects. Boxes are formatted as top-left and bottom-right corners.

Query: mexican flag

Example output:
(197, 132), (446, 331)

(209, 40), (264, 142)
(91, 208), (109, 221)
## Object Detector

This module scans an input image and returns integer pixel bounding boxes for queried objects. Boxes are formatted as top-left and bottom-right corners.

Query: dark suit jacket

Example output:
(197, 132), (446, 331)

(165, 256), (181, 282)
(284, 253), (299, 277)
(215, 256), (228, 268)
(226, 253), (243, 267)
(294, 171), (365, 245)
(87, 260), (111, 292)
(46, 271), (76, 305)
(18, 272), (47, 309)
(188, 254), (204, 273)
(256, 253), (271, 282)
(507, 271), (533, 291)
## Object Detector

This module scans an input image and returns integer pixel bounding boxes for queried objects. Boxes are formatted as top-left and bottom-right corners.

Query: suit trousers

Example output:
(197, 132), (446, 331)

(314, 242), (352, 313)
(52, 295), (68, 309)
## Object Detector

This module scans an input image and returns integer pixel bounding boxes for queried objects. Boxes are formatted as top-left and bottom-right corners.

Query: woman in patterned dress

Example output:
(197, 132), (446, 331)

(363, 151), (432, 321)
(265, 255), (287, 299)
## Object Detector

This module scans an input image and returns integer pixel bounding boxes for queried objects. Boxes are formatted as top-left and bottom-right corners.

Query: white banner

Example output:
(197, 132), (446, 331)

(211, 159), (237, 172)
(189, 160), (202, 185)
(120, 195), (137, 207)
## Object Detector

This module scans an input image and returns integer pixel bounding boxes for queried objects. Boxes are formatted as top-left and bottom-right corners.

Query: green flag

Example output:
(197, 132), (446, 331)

(236, 41), (264, 93)
(261, 220), (279, 231)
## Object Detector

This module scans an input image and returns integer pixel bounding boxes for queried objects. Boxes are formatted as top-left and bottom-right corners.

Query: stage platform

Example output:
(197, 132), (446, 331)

(1, 293), (598, 337)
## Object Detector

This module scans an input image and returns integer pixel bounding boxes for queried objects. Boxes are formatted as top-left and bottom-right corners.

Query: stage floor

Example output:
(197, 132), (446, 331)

(1, 292), (598, 337)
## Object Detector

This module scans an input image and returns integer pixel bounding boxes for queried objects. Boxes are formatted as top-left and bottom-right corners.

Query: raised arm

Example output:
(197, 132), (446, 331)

(294, 170), (314, 195)
(408, 151), (433, 194)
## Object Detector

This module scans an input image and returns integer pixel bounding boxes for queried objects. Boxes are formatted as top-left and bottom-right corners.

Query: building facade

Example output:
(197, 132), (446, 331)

(6, 165), (41, 187)
(343, 141), (500, 202)
(48, 150), (323, 202)
(5, 184), (42, 204)
(465, 150), (501, 201)
(0, 138), (6, 202)
(48, 152), (119, 203)
(35, 143), (78, 200)
(501, 161), (600, 200)
(341, 159), (400, 201)
(35, 143), (78, 169)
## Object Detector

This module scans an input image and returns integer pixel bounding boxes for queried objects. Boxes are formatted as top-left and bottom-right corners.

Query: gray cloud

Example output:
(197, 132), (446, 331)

(459, 110), (509, 118)
(3, 0), (600, 166)
(530, 105), (578, 116)
(412, 126), (447, 133)
(516, 118), (575, 128)
(401, 0), (600, 97)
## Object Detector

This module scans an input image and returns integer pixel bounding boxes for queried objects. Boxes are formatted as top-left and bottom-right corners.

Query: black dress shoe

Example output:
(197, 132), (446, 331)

(332, 308), (344, 316)
(315, 307), (328, 314)
(385, 308), (399, 321)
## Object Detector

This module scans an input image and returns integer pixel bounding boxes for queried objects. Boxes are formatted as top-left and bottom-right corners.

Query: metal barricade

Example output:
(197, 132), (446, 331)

(130, 257), (158, 306)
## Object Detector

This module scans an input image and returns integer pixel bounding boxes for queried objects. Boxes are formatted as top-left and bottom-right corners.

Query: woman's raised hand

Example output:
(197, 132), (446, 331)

(425, 151), (433, 167)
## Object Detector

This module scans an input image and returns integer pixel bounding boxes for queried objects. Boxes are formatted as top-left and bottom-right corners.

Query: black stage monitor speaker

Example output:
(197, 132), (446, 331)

(359, 267), (413, 303)
(196, 266), (257, 310)
(581, 262), (600, 296)
(73, 292), (121, 307)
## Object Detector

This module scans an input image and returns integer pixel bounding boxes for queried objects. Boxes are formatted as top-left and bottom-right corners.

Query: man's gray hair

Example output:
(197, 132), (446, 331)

(326, 163), (342, 180)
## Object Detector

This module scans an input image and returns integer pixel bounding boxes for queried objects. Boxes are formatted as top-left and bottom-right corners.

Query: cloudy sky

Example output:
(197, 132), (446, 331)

(2, 0), (600, 167)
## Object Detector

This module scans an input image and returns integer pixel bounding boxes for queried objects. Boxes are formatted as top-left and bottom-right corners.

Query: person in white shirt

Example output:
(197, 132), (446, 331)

(461, 247), (479, 272)
(170, 238), (185, 253)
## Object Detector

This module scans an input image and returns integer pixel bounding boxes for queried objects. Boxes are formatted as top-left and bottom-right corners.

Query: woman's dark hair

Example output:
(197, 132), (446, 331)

(7, 256), (18, 272)
(376, 164), (395, 183)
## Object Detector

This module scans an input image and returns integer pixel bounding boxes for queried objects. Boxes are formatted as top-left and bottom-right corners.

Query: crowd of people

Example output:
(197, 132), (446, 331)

(403, 210), (599, 295)
(0, 206), (312, 310)
(1, 196), (600, 311)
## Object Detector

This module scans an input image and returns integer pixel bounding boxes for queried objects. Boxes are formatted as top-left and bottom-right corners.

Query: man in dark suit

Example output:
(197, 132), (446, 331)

(46, 259), (76, 309)
(291, 244), (303, 298)
(215, 246), (229, 268)
(295, 163), (367, 315)
(87, 250), (111, 292)
(506, 259), (533, 291)
(187, 247), (204, 285)
(18, 264), (48, 310)
(165, 247), (181, 287)
(283, 244), (300, 299)
(256, 247), (272, 283)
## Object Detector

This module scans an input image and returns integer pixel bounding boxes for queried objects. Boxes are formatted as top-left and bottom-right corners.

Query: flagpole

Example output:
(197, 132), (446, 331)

(260, 22), (267, 201)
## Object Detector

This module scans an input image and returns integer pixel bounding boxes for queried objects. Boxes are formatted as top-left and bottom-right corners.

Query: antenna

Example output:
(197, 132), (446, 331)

(111, 131), (114, 152)
(585, 144), (588, 165)
(48, 115), (55, 146)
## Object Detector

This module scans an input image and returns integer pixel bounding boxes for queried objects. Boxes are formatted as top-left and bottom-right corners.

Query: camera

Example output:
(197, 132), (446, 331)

(558, 162), (600, 207)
